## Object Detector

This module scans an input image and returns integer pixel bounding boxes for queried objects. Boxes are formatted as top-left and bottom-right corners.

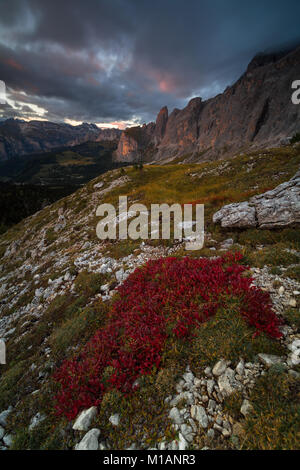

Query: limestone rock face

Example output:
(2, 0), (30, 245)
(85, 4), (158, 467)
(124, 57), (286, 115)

(213, 170), (300, 229)
(114, 46), (300, 164)
(153, 106), (168, 144)
(115, 122), (155, 162)
(251, 171), (300, 229)
(213, 202), (256, 229)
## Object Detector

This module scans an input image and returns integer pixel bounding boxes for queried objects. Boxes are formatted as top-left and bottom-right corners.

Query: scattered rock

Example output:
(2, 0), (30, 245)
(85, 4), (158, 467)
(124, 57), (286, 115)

(240, 399), (254, 417)
(212, 359), (230, 377)
(190, 405), (208, 428)
(0, 408), (12, 428)
(257, 353), (285, 368)
(75, 429), (100, 450)
(169, 407), (183, 425)
(3, 434), (13, 447)
(218, 368), (239, 396)
(109, 414), (120, 426)
(29, 412), (46, 431)
(72, 406), (97, 431)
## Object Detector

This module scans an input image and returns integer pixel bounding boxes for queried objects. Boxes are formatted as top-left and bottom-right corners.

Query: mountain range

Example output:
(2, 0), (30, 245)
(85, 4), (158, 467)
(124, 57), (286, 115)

(0, 119), (121, 162)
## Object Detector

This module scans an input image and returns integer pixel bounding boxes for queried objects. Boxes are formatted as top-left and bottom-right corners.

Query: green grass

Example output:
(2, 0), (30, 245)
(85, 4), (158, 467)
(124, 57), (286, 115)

(283, 265), (300, 282)
(242, 244), (300, 268)
(188, 301), (285, 373)
(241, 368), (300, 450)
(105, 239), (141, 259)
(74, 270), (110, 296)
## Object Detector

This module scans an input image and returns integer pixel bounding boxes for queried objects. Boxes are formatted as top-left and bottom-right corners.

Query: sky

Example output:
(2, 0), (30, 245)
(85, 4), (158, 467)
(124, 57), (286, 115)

(0, 0), (299, 129)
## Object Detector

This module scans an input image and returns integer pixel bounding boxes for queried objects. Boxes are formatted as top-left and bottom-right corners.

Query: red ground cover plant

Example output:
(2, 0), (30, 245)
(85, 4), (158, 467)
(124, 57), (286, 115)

(53, 253), (282, 420)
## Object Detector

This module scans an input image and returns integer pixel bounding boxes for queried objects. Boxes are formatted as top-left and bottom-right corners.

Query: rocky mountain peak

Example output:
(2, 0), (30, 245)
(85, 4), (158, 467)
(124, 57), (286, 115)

(246, 45), (299, 73)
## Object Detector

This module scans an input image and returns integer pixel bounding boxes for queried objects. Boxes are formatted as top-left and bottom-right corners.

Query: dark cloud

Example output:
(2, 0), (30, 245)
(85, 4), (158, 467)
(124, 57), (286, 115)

(0, 0), (299, 125)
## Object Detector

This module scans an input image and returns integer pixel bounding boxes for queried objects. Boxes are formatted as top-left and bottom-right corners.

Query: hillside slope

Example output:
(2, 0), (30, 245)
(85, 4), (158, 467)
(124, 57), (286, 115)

(115, 46), (300, 164)
(0, 141), (128, 234)
(0, 144), (299, 450)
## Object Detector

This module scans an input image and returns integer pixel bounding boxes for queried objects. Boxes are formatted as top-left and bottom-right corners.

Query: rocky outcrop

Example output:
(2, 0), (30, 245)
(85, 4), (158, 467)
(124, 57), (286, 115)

(114, 45), (300, 164)
(115, 122), (155, 162)
(213, 170), (300, 229)
(153, 106), (168, 144)
(0, 119), (121, 161)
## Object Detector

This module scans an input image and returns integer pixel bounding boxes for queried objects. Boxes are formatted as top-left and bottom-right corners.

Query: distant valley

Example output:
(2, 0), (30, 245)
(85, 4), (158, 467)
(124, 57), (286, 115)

(0, 140), (128, 233)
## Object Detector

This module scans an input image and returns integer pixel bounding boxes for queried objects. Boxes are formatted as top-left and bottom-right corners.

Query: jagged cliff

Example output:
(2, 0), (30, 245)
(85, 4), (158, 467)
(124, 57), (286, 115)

(115, 46), (300, 163)
(0, 119), (121, 161)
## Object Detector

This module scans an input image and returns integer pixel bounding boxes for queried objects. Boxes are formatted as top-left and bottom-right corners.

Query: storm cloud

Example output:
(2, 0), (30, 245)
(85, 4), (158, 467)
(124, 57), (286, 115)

(0, 0), (299, 126)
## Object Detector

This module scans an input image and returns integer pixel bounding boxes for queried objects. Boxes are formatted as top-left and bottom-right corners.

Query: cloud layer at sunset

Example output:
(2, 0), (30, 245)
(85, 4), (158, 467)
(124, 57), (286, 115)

(0, 0), (299, 126)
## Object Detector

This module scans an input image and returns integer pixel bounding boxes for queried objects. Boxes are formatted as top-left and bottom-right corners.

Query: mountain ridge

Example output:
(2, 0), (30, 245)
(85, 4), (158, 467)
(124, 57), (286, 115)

(114, 45), (300, 164)
(0, 119), (122, 162)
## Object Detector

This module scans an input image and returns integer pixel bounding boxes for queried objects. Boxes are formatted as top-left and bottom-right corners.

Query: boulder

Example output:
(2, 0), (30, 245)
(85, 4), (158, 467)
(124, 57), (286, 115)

(109, 414), (120, 426)
(213, 171), (300, 229)
(213, 202), (256, 228)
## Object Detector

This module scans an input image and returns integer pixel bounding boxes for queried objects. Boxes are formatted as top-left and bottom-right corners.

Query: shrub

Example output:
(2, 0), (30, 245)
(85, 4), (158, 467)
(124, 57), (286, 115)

(53, 253), (283, 420)
(290, 132), (300, 145)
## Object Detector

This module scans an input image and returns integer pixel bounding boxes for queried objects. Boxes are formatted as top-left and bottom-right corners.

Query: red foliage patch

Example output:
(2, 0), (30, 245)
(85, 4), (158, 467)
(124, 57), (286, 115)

(53, 253), (282, 420)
